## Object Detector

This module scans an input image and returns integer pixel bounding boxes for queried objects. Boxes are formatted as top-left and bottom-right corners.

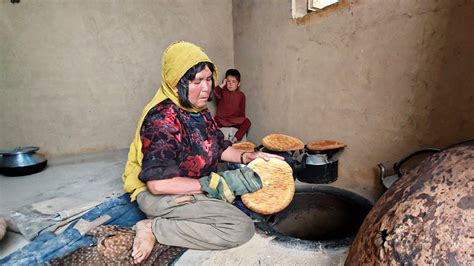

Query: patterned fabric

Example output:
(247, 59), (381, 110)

(50, 225), (186, 265)
(0, 194), (145, 265)
(139, 99), (231, 182)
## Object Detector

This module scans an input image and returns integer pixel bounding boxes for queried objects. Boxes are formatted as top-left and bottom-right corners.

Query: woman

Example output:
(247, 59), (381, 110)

(122, 41), (282, 264)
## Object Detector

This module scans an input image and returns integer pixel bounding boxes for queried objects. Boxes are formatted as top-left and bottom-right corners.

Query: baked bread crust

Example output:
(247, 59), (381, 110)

(241, 158), (295, 215)
(232, 141), (257, 152)
(306, 140), (346, 152)
(262, 134), (304, 152)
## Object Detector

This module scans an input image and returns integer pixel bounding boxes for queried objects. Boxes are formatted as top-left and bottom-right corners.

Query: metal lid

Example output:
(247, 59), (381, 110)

(0, 147), (40, 155)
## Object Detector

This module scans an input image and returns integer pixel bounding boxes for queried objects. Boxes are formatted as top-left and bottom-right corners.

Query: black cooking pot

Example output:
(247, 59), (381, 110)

(296, 146), (345, 184)
(0, 147), (48, 176)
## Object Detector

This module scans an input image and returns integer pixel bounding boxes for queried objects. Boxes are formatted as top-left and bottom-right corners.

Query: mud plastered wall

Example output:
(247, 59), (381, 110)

(233, 0), (474, 199)
(0, 0), (234, 155)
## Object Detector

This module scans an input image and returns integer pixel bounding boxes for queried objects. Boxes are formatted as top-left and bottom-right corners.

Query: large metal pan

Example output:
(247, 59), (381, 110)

(0, 147), (47, 176)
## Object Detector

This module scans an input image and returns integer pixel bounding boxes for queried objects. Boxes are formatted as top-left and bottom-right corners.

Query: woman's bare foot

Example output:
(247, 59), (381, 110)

(132, 219), (156, 264)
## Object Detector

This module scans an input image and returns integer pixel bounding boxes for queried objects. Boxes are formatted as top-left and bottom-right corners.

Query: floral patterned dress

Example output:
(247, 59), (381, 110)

(139, 99), (231, 182)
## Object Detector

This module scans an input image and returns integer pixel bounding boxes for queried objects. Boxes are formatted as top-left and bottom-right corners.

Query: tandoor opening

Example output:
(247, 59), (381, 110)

(268, 189), (372, 241)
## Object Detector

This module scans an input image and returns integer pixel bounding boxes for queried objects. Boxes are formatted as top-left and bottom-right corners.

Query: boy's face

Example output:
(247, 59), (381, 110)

(226, 76), (240, 92)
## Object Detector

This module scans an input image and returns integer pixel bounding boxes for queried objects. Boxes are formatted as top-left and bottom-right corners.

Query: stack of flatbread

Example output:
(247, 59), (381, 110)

(232, 141), (256, 152)
(262, 134), (304, 152)
(306, 140), (346, 153)
(242, 158), (295, 215)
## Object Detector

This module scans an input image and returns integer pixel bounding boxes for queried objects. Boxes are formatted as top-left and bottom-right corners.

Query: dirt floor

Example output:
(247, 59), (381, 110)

(0, 150), (372, 265)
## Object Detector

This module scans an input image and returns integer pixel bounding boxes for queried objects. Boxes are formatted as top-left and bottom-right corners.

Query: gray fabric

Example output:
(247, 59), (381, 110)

(199, 167), (262, 203)
(73, 215), (111, 236)
(219, 167), (262, 195)
(10, 197), (102, 240)
(137, 191), (255, 250)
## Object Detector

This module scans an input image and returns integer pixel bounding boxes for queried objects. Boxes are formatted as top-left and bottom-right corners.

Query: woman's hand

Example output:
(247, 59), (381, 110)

(242, 151), (284, 164)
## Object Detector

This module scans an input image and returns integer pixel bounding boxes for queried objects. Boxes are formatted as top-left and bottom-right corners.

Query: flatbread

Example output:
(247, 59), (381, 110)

(262, 134), (304, 152)
(232, 141), (256, 152)
(307, 140), (346, 152)
(241, 158), (295, 215)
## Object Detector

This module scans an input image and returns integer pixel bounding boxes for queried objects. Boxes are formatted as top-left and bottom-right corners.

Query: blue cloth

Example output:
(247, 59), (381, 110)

(0, 194), (145, 265)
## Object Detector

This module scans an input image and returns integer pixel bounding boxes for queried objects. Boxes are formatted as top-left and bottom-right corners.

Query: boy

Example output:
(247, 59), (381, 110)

(214, 69), (251, 143)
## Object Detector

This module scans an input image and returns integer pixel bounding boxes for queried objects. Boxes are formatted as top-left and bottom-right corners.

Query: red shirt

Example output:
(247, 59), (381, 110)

(214, 86), (247, 126)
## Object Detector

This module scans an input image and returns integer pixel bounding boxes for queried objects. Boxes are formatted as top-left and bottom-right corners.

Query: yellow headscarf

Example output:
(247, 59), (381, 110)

(122, 41), (218, 201)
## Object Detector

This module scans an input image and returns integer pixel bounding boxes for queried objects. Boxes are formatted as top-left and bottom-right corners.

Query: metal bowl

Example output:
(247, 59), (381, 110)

(0, 147), (48, 176)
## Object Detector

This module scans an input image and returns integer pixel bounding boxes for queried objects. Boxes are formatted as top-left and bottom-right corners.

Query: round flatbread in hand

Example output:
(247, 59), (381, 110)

(232, 141), (256, 152)
(262, 134), (304, 152)
(241, 158), (295, 215)
(307, 140), (346, 152)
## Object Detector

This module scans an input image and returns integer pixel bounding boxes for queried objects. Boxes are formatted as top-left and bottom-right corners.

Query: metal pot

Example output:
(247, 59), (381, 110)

(296, 147), (344, 184)
(377, 148), (440, 191)
(0, 147), (48, 176)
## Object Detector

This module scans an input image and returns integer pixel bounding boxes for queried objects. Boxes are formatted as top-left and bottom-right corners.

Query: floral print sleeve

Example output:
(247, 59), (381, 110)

(139, 99), (231, 182)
